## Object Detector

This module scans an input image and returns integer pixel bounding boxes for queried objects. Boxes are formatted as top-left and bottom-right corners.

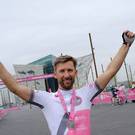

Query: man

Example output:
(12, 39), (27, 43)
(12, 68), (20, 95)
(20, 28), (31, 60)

(110, 85), (122, 105)
(110, 85), (119, 105)
(0, 30), (135, 135)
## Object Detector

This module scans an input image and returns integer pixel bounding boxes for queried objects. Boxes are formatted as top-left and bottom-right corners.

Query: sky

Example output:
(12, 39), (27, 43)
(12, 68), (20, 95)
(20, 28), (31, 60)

(0, 0), (135, 81)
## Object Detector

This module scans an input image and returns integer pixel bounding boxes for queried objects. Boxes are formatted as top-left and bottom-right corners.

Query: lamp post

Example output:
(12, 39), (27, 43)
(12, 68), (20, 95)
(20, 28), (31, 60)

(101, 64), (104, 73)
(89, 33), (98, 79)
(124, 61), (130, 88)
(129, 65), (133, 83)
(90, 65), (94, 81)
(110, 57), (117, 86)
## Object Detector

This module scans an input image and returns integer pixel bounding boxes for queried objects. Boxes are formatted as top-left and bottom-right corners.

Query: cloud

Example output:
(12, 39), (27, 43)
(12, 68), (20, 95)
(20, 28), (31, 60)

(0, 0), (135, 81)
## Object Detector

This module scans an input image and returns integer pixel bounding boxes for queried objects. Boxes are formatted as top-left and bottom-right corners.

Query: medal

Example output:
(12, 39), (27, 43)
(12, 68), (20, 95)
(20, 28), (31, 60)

(67, 120), (75, 135)
(68, 120), (75, 129)
(68, 112), (75, 129)
(67, 119), (75, 135)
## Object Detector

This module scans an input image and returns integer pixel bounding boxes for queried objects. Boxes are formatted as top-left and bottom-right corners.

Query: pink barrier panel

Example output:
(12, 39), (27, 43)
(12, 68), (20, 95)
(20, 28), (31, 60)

(92, 96), (101, 105)
(92, 89), (128, 105)
(0, 106), (20, 115)
(100, 92), (112, 104)
(117, 90), (126, 102)
(0, 106), (21, 120)
(0, 110), (7, 120)
(5, 106), (20, 112)
(127, 88), (135, 101)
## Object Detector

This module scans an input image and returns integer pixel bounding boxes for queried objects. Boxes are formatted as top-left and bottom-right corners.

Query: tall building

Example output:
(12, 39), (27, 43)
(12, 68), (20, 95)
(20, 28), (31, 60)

(29, 54), (58, 92)
(14, 54), (58, 92)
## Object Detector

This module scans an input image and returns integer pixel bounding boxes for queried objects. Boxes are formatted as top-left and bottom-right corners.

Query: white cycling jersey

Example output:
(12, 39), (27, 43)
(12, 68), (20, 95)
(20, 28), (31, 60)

(29, 82), (100, 135)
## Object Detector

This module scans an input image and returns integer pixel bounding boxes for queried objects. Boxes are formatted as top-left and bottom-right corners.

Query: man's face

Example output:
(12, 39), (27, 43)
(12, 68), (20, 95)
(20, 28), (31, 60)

(55, 61), (77, 90)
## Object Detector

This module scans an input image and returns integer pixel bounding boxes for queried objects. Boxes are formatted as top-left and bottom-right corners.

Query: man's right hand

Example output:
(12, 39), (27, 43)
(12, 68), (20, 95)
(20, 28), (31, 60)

(122, 30), (135, 46)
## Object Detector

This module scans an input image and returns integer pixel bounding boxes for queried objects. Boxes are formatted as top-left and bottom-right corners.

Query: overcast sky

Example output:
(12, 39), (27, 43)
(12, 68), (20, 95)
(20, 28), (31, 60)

(0, 0), (135, 81)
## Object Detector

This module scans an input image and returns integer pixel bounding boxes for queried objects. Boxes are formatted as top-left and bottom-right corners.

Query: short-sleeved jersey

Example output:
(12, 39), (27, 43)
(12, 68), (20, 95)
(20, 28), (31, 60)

(29, 82), (99, 135)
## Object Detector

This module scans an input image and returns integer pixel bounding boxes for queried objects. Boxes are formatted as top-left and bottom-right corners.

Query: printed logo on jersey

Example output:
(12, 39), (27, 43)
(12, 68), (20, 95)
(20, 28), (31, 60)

(74, 109), (91, 135)
(70, 96), (82, 106)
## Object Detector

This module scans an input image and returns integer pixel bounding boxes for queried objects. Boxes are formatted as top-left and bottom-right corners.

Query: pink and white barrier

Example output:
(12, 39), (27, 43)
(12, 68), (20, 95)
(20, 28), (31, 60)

(0, 106), (20, 120)
(0, 110), (7, 120)
(92, 87), (135, 105)
(100, 92), (112, 104)
(117, 90), (127, 103)
(127, 88), (135, 101)
(92, 95), (101, 105)
(4, 106), (20, 112)
(92, 92), (112, 105)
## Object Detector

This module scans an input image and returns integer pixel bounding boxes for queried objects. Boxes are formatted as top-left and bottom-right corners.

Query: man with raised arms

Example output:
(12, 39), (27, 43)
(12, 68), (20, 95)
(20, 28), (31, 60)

(0, 30), (134, 135)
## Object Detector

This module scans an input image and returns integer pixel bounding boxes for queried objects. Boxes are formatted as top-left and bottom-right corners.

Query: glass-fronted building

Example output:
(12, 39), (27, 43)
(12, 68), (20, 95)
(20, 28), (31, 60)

(29, 54), (58, 92)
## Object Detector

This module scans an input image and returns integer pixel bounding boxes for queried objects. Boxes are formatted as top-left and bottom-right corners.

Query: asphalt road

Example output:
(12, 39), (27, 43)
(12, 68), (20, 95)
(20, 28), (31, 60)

(0, 103), (135, 135)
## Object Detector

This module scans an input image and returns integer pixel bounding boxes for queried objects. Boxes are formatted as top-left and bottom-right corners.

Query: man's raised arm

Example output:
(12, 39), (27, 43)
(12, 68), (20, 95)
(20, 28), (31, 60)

(0, 62), (31, 101)
(96, 30), (135, 91)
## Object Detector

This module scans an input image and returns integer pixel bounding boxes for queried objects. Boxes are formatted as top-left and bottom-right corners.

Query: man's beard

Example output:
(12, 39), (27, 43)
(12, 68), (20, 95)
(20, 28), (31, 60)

(59, 77), (75, 90)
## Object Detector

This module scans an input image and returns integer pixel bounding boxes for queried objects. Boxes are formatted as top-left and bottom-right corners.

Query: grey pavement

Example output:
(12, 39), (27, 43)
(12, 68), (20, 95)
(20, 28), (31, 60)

(91, 103), (135, 135)
(0, 103), (135, 135)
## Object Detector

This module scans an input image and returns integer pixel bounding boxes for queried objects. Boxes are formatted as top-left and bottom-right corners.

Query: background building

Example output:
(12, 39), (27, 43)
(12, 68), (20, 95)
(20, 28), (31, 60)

(29, 54), (58, 92)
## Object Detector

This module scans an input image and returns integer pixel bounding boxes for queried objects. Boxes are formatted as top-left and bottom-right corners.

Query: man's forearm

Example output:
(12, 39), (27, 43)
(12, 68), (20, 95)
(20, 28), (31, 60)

(95, 31), (134, 90)
(106, 44), (129, 76)
(0, 63), (31, 101)
(0, 63), (18, 94)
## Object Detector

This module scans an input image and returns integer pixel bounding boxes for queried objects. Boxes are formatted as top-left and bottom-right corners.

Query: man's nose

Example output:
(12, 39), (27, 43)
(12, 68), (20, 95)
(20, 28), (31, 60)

(64, 71), (70, 77)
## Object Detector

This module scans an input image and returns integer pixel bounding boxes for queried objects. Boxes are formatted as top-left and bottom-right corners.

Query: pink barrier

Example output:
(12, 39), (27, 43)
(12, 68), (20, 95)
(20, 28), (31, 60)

(92, 96), (101, 105)
(92, 87), (135, 105)
(92, 92), (112, 105)
(100, 92), (112, 104)
(92, 89), (127, 105)
(5, 106), (20, 112)
(127, 88), (135, 101)
(0, 106), (20, 117)
(117, 90), (127, 103)
(0, 110), (7, 120)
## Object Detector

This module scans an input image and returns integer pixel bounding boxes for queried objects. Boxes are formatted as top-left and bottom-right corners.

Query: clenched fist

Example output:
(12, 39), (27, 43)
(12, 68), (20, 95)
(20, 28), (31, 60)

(122, 30), (135, 46)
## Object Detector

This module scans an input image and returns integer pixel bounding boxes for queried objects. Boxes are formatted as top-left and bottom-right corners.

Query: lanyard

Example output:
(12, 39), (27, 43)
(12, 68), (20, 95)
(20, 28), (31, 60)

(57, 89), (76, 119)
